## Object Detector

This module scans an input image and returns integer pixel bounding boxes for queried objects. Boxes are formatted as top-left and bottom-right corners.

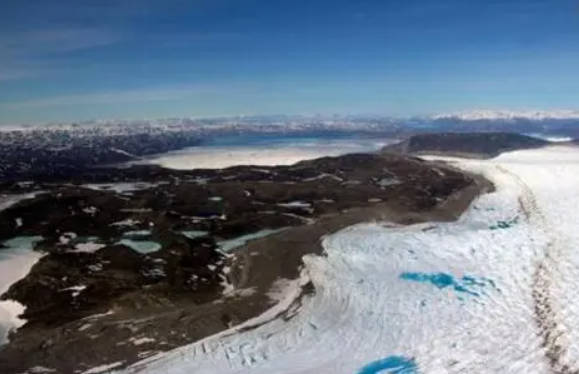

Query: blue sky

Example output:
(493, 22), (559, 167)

(1, 0), (579, 124)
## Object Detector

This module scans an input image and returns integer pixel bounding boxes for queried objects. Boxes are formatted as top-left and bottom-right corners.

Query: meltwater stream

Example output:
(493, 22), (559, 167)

(113, 145), (579, 374)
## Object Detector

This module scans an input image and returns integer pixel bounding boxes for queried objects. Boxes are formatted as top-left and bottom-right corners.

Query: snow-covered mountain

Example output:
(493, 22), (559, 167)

(1, 114), (578, 181)
(432, 109), (579, 121)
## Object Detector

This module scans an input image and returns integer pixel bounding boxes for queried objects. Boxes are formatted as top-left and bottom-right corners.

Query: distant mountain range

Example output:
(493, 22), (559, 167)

(4, 110), (579, 133)
(1, 113), (578, 181)
(431, 109), (579, 121)
(382, 132), (550, 159)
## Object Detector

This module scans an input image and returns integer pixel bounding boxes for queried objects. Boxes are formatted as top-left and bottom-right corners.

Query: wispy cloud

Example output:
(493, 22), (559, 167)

(147, 31), (247, 47)
(0, 27), (122, 57)
(0, 26), (123, 81)
(0, 67), (39, 81)
(0, 83), (248, 109)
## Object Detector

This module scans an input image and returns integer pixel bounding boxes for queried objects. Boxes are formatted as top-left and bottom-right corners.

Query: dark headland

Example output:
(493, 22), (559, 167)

(382, 132), (549, 159)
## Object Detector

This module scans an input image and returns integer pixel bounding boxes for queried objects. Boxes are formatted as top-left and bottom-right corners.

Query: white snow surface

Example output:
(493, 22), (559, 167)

(0, 192), (43, 212)
(62, 285), (87, 298)
(217, 228), (288, 253)
(131, 337), (156, 346)
(110, 145), (579, 373)
(432, 109), (579, 121)
(73, 242), (106, 253)
(81, 182), (167, 194)
(134, 139), (391, 170)
(0, 236), (43, 345)
(83, 362), (124, 374)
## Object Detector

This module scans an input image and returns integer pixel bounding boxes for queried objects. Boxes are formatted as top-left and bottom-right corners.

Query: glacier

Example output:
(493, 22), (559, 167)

(111, 145), (579, 374)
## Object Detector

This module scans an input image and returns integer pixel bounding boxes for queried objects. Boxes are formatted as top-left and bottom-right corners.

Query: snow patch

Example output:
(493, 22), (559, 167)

(131, 337), (156, 346)
(81, 182), (167, 195)
(432, 109), (579, 121)
(110, 219), (140, 227)
(82, 361), (124, 374)
(217, 228), (287, 253)
(0, 236), (43, 345)
(0, 192), (44, 213)
(62, 285), (87, 298)
(73, 242), (106, 253)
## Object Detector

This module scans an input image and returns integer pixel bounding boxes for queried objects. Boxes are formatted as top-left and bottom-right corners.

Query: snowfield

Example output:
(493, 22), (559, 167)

(135, 138), (391, 170)
(105, 145), (577, 373)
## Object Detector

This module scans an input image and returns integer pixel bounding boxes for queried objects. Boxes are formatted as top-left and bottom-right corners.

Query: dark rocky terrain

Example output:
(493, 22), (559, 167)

(382, 132), (549, 158)
(0, 129), (203, 181)
(0, 150), (481, 374)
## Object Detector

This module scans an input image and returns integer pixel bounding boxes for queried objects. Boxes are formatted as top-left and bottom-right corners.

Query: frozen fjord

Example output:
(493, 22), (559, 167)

(117, 145), (579, 374)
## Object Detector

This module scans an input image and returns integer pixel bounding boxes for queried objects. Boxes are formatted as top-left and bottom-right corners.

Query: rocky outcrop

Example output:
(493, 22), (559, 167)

(382, 132), (548, 159)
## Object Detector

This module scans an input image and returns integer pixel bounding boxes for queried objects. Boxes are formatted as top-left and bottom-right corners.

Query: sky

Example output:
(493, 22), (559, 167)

(1, 0), (579, 124)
